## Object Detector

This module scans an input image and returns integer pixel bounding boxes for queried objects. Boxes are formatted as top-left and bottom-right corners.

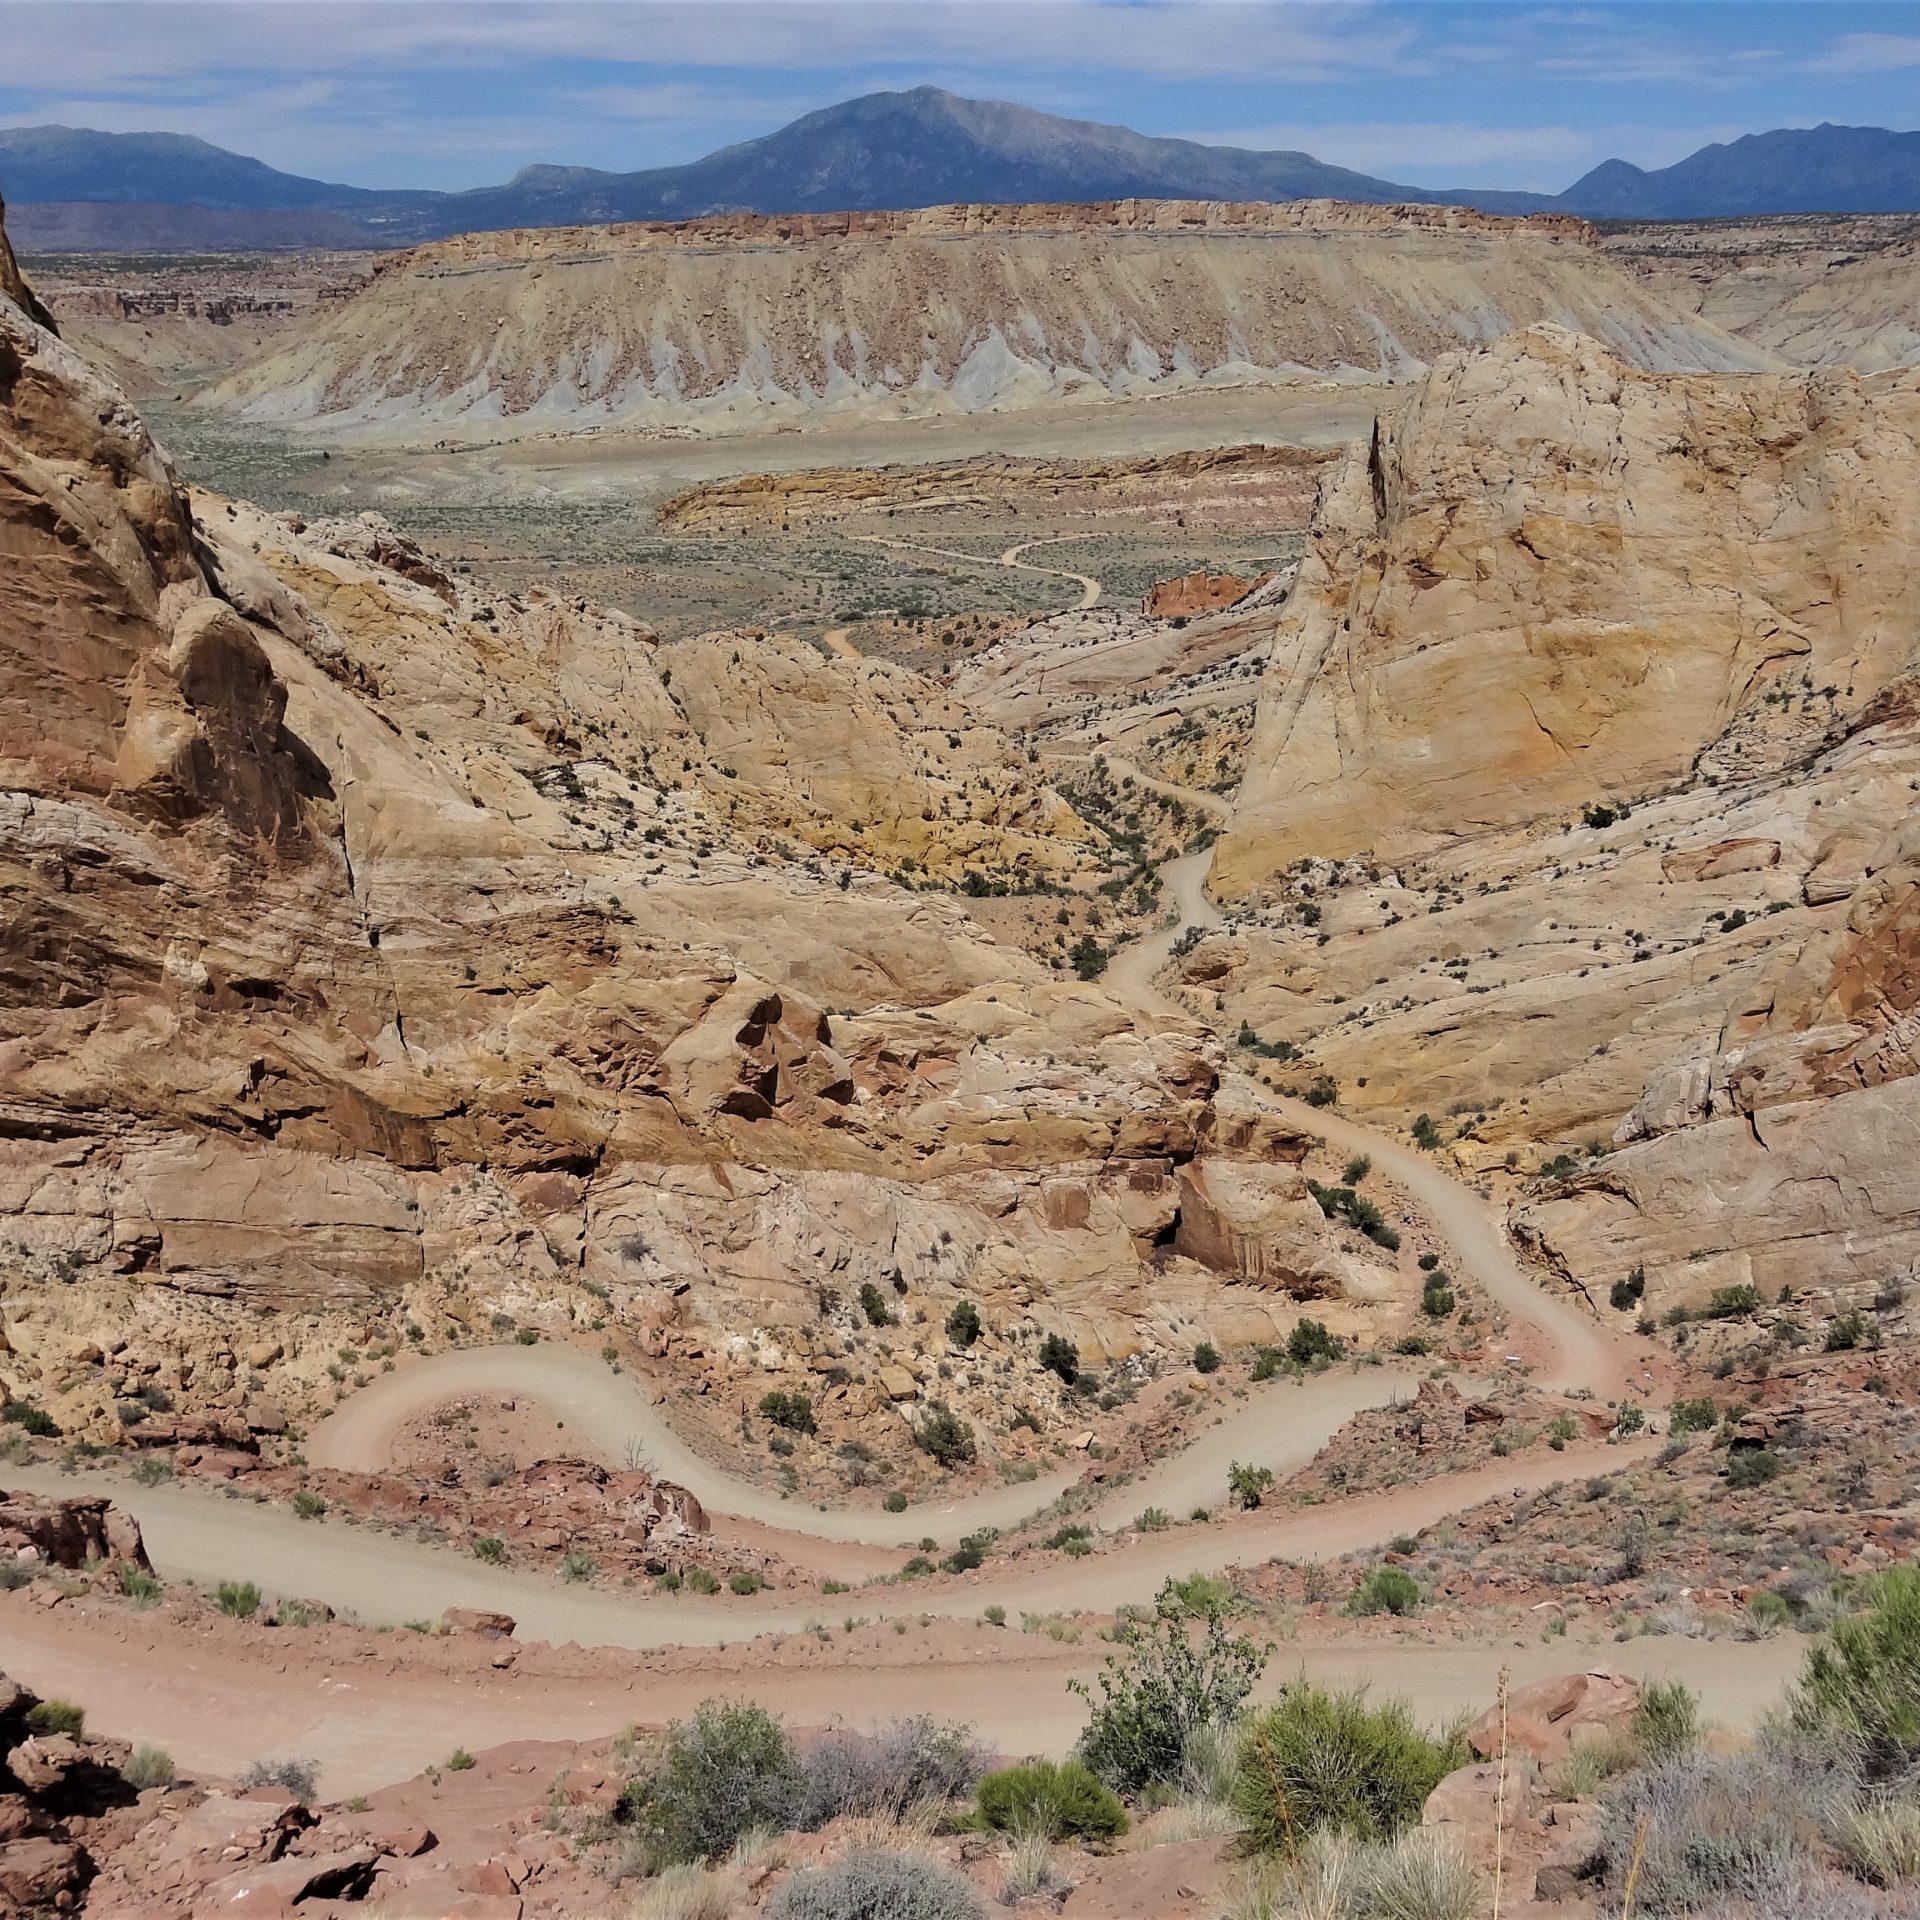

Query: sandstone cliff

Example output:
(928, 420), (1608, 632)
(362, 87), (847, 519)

(1214, 326), (1920, 891)
(197, 200), (1771, 442)
(0, 205), (1385, 1450)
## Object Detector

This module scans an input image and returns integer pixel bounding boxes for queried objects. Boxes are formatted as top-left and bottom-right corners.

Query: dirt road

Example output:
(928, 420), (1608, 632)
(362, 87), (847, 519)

(305, 1341), (1427, 1559)
(0, 1592), (1797, 1798)
(850, 531), (1101, 612)
(1102, 830), (1632, 1405)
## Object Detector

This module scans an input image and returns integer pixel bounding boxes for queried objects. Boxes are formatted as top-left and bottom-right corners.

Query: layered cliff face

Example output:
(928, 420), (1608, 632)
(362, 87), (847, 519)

(1214, 326), (1920, 892)
(1191, 322), (1920, 1321)
(0, 212), (1388, 1446)
(196, 199), (1770, 442)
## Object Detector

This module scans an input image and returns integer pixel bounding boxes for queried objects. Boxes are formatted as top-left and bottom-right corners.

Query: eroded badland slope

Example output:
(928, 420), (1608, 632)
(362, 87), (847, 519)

(196, 199), (1773, 441)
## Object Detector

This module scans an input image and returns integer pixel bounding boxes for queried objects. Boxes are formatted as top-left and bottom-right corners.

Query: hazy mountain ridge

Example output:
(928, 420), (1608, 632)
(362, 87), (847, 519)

(6, 93), (1919, 251)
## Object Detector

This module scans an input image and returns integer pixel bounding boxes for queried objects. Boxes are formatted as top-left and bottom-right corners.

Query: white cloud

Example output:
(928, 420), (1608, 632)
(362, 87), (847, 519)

(1807, 32), (1920, 75)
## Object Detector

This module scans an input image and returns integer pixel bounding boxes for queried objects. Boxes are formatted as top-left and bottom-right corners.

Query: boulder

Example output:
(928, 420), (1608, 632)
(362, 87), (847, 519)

(1466, 1670), (1641, 1767)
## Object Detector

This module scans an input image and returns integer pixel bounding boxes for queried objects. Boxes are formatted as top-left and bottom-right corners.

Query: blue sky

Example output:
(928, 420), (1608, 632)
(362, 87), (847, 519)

(3, 1), (1917, 194)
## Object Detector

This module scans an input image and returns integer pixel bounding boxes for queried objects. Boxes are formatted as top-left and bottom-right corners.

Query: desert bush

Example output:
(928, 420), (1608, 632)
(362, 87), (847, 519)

(1637, 1679), (1702, 1760)
(794, 1716), (985, 1827)
(882, 1490), (908, 1513)
(1347, 1567), (1421, 1618)
(1072, 1578), (1266, 1795)
(560, 1547), (598, 1582)
(685, 1566), (721, 1595)
(1596, 1739), (1856, 1913)
(763, 1847), (984, 1920)
(1831, 1792), (1920, 1887)
(728, 1569), (765, 1596)
(858, 1283), (894, 1327)
(945, 1300), (981, 1348)
(1000, 1823), (1070, 1901)
(1288, 1319), (1342, 1366)
(1727, 1448), (1784, 1489)
(472, 1533), (507, 1564)
(759, 1389), (816, 1436)
(1038, 1333), (1079, 1383)
(1229, 1461), (1275, 1510)
(239, 1756), (318, 1802)
(1794, 1564), (1920, 1775)
(130, 1455), (173, 1486)
(1348, 1826), (1482, 1920)
(291, 1490), (327, 1520)
(914, 1402), (976, 1468)
(624, 1699), (800, 1866)
(1223, 1816), (1479, 1920)
(119, 1566), (162, 1605)
(630, 1862), (745, 1920)
(1193, 1342), (1221, 1375)
(1669, 1395), (1719, 1434)
(976, 1759), (1127, 1841)
(25, 1700), (83, 1737)
(216, 1580), (260, 1618)
(122, 1744), (175, 1790)
(1232, 1685), (1465, 1850)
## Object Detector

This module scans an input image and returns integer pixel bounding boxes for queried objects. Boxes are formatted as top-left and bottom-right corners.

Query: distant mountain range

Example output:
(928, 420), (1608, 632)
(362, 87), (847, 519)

(5, 91), (1919, 251)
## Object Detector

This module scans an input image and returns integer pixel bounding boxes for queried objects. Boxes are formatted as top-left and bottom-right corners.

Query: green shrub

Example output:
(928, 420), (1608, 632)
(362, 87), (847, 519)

(120, 1566), (163, 1605)
(916, 1402), (976, 1468)
(1826, 1310), (1872, 1353)
(216, 1581), (261, 1619)
(1229, 1461), (1275, 1510)
(728, 1569), (766, 1596)
(1746, 1588), (1794, 1632)
(945, 1300), (982, 1348)
(472, 1534), (507, 1564)
(685, 1567), (721, 1595)
(1411, 1114), (1442, 1150)
(1420, 1279), (1456, 1319)
(1, 1401), (57, 1438)
(759, 1389), (816, 1436)
(25, 1699), (84, 1737)
(1347, 1566), (1421, 1617)
(1071, 1578), (1266, 1795)
(123, 1744), (174, 1790)
(1231, 1686), (1465, 1849)
(883, 1490), (908, 1514)
(130, 1456), (173, 1487)
(1636, 1680), (1701, 1760)
(858, 1282), (894, 1327)
(1038, 1333), (1079, 1383)
(291, 1490), (327, 1520)
(1250, 1347), (1286, 1383)
(1547, 1413), (1578, 1451)
(1287, 1318), (1342, 1366)
(1192, 1342), (1221, 1375)
(976, 1760), (1127, 1841)
(1794, 1564), (1920, 1775)
(560, 1547), (598, 1582)
(1343, 1155), (1373, 1186)
(1669, 1396), (1718, 1435)
(623, 1699), (799, 1865)
(941, 1531), (994, 1575)
(1707, 1283), (1762, 1319)
(1726, 1448), (1783, 1489)
(448, 1747), (476, 1771)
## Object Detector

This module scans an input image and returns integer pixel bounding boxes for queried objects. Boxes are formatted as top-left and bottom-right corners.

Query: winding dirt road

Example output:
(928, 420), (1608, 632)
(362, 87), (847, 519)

(8, 772), (1673, 1795)
(851, 531), (1102, 611)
